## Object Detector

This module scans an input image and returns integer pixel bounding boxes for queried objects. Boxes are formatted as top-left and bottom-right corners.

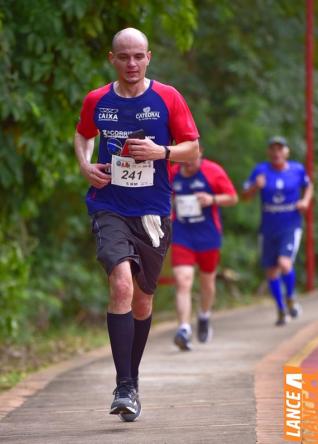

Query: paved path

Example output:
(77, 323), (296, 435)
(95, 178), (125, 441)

(1, 292), (318, 444)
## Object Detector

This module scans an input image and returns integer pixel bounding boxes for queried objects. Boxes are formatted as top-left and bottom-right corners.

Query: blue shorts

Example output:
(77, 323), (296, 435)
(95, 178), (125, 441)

(259, 228), (302, 268)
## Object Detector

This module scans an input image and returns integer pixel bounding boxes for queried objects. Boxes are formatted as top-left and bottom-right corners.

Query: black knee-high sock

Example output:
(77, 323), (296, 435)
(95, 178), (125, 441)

(131, 315), (152, 380)
(107, 311), (134, 382)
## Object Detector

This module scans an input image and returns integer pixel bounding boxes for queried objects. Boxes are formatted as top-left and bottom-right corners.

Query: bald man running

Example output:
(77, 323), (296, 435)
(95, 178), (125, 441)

(75, 28), (199, 421)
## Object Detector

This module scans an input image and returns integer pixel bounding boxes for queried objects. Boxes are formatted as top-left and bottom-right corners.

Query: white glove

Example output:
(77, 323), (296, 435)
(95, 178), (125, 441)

(141, 215), (164, 248)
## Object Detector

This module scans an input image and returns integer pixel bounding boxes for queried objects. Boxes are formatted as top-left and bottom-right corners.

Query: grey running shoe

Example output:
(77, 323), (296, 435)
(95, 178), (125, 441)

(197, 317), (213, 343)
(119, 378), (141, 422)
(174, 328), (192, 351)
(110, 380), (138, 415)
(119, 395), (141, 422)
(275, 310), (289, 326)
(287, 299), (302, 318)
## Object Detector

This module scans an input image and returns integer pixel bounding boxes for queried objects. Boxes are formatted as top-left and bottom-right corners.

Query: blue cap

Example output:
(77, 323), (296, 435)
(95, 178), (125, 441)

(268, 136), (288, 147)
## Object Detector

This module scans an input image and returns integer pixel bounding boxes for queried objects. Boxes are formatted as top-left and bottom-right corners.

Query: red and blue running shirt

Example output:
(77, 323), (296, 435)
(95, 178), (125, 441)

(76, 80), (199, 216)
(171, 159), (237, 251)
(243, 161), (310, 236)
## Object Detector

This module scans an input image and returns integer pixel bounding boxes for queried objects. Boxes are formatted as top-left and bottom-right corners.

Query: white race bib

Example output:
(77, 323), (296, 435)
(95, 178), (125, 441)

(175, 194), (202, 218)
(111, 155), (154, 187)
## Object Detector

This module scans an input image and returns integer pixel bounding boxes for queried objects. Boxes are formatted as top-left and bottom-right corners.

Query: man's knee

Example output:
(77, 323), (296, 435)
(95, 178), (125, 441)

(173, 266), (194, 291)
(108, 286), (132, 314)
(132, 294), (153, 320)
(278, 256), (293, 274)
(266, 267), (280, 280)
(108, 262), (134, 312)
(111, 275), (132, 295)
(202, 280), (216, 295)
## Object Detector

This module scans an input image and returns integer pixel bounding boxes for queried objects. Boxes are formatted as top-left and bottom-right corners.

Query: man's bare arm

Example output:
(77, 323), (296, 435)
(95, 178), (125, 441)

(296, 182), (314, 212)
(127, 138), (199, 162)
(74, 131), (95, 164)
(74, 131), (111, 189)
(195, 192), (238, 208)
(241, 175), (266, 201)
(168, 140), (199, 162)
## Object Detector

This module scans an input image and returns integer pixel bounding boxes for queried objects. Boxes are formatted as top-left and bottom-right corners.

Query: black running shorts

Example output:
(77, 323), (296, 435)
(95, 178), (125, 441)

(91, 211), (171, 295)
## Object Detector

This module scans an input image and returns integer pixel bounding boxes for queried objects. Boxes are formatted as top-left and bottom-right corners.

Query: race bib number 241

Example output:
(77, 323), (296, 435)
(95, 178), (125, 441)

(111, 155), (154, 187)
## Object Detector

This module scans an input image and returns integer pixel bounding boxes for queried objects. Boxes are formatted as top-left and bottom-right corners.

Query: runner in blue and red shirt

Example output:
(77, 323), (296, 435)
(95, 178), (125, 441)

(171, 148), (238, 351)
(74, 28), (199, 420)
(242, 136), (313, 326)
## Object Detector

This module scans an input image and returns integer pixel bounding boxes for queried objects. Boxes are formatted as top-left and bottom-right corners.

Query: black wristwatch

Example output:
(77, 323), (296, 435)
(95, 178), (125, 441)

(163, 145), (170, 160)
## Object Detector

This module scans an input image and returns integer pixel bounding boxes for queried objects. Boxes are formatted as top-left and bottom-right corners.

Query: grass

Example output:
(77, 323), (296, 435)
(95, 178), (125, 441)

(0, 323), (107, 392)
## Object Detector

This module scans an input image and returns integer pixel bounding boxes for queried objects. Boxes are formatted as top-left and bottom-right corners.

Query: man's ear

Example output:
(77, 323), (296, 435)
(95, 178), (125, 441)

(284, 146), (290, 158)
(108, 51), (114, 64)
(146, 51), (152, 65)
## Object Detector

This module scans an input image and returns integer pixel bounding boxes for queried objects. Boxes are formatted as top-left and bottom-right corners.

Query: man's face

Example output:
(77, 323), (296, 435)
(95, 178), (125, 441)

(268, 143), (289, 166)
(109, 37), (151, 85)
(182, 156), (202, 176)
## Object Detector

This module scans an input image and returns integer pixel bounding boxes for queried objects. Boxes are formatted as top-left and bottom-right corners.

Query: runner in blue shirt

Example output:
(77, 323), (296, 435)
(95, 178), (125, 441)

(242, 136), (313, 326)
(171, 149), (238, 350)
(74, 28), (199, 421)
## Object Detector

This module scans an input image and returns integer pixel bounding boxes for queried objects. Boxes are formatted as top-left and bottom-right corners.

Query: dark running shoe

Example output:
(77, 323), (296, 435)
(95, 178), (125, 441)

(174, 328), (192, 351)
(287, 299), (302, 318)
(110, 380), (138, 415)
(119, 395), (141, 422)
(119, 378), (141, 422)
(275, 310), (289, 326)
(197, 317), (213, 343)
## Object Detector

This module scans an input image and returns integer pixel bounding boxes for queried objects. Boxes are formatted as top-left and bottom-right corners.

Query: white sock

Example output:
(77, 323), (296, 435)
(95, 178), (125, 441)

(179, 323), (192, 334)
(198, 311), (211, 320)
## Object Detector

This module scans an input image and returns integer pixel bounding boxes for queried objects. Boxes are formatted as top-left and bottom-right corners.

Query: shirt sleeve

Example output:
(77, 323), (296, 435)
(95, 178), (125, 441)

(152, 82), (199, 144)
(169, 88), (199, 144)
(299, 164), (310, 188)
(213, 170), (237, 195)
(76, 92), (99, 139)
(202, 161), (237, 195)
(243, 166), (261, 190)
(169, 163), (180, 185)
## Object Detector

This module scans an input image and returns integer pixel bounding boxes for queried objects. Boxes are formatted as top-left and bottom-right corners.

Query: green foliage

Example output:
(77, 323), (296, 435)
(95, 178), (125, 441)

(0, 0), (197, 342)
(1, 0), (317, 345)
(150, 0), (317, 297)
(0, 236), (29, 338)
